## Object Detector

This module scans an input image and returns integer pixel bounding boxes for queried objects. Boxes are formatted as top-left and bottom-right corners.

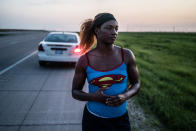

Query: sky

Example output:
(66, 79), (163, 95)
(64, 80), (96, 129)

(0, 0), (196, 32)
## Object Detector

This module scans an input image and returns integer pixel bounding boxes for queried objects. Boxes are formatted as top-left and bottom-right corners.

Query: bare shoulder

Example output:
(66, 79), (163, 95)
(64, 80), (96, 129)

(123, 48), (136, 66)
(75, 54), (88, 71)
(114, 45), (123, 54)
(114, 45), (121, 50)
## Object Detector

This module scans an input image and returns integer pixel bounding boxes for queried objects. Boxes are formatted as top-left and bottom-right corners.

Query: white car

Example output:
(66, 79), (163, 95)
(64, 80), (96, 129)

(38, 32), (81, 66)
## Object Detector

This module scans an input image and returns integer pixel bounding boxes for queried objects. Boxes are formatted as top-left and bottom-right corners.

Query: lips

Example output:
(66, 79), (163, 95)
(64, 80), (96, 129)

(110, 37), (116, 40)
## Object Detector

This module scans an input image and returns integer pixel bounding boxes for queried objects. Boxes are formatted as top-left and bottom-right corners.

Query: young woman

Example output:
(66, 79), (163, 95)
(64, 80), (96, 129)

(72, 13), (140, 131)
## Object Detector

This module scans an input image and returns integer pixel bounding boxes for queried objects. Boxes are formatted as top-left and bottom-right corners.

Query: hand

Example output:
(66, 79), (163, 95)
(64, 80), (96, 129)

(105, 94), (126, 107)
(93, 88), (110, 104)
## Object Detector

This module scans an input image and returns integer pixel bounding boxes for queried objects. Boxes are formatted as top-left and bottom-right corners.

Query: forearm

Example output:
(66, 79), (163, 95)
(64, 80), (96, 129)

(72, 89), (95, 101)
(123, 81), (140, 100)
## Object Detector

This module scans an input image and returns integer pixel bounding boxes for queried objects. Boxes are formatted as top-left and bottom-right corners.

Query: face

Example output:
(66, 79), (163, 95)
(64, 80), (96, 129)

(95, 20), (118, 44)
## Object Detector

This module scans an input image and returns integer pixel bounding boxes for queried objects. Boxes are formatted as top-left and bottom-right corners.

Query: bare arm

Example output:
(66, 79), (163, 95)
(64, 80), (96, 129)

(72, 55), (109, 103)
(123, 49), (140, 99)
(106, 49), (140, 106)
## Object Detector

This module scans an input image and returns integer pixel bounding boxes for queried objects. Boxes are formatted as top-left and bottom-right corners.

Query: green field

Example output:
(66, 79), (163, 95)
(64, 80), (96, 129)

(115, 32), (196, 130)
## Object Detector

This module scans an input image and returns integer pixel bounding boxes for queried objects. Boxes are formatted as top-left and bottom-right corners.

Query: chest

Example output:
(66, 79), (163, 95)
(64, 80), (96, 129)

(88, 54), (123, 71)
(86, 62), (128, 94)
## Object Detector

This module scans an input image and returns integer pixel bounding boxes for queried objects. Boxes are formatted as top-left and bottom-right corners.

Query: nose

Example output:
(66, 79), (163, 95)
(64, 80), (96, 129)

(111, 28), (118, 36)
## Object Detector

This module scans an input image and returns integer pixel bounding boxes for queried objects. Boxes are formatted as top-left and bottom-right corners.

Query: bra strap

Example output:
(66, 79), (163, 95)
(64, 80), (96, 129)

(121, 48), (124, 62)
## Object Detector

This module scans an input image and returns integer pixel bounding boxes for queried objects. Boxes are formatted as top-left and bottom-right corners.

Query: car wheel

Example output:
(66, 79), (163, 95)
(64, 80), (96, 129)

(39, 61), (47, 66)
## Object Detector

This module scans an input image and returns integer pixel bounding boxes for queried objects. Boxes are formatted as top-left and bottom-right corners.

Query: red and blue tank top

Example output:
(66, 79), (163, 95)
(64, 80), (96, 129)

(85, 48), (128, 118)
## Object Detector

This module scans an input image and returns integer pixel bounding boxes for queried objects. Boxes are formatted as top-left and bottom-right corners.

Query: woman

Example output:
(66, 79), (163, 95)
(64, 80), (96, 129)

(72, 13), (140, 131)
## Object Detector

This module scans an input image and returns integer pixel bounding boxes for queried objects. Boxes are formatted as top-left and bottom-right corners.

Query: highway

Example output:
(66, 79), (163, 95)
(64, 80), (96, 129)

(0, 30), (87, 131)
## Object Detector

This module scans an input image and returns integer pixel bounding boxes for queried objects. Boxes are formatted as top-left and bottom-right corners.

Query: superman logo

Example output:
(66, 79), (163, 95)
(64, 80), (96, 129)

(90, 74), (125, 89)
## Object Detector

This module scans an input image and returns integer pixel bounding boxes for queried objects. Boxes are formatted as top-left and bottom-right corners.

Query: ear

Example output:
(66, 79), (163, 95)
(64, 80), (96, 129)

(94, 27), (99, 36)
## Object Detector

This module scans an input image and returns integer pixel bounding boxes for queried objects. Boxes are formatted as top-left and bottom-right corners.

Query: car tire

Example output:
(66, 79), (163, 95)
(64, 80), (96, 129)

(39, 61), (47, 66)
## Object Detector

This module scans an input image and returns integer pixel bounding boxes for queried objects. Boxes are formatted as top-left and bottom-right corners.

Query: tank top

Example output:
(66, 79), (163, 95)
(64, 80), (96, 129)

(85, 48), (128, 118)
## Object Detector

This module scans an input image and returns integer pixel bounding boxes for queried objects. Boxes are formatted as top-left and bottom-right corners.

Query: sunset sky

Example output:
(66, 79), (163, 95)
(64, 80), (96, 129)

(0, 0), (196, 31)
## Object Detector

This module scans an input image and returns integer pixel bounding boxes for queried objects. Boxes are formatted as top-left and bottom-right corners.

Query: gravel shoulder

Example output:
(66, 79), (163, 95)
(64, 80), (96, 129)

(127, 98), (165, 131)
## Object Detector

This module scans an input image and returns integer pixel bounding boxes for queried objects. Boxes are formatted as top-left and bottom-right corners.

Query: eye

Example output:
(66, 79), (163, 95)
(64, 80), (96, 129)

(105, 26), (112, 30)
(104, 26), (118, 31)
(115, 27), (118, 31)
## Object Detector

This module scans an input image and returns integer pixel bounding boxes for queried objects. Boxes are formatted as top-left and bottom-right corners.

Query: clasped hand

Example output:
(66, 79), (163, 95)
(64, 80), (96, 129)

(94, 88), (126, 107)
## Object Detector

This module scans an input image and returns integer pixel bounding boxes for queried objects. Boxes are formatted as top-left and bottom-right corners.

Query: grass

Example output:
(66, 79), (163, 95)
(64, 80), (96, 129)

(115, 32), (196, 130)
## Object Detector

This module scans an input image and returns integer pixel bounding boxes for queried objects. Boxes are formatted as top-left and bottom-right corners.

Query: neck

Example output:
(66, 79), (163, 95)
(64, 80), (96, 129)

(96, 41), (114, 54)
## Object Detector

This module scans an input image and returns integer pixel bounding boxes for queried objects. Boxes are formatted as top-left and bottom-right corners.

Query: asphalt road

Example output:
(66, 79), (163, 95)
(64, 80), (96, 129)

(0, 31), (47, 71)
(0, 31), (87, 131)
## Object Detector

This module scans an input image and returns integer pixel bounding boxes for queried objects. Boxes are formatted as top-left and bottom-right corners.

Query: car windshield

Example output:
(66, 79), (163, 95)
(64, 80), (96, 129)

(45, 34), (78, 43)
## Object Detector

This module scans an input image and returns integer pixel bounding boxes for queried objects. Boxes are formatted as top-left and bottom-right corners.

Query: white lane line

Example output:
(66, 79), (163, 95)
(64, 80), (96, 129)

(0, 50), (38, 75)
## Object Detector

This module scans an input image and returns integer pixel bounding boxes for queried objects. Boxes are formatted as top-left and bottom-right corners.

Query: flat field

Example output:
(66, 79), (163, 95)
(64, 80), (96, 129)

(116, 32), (196, 130)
